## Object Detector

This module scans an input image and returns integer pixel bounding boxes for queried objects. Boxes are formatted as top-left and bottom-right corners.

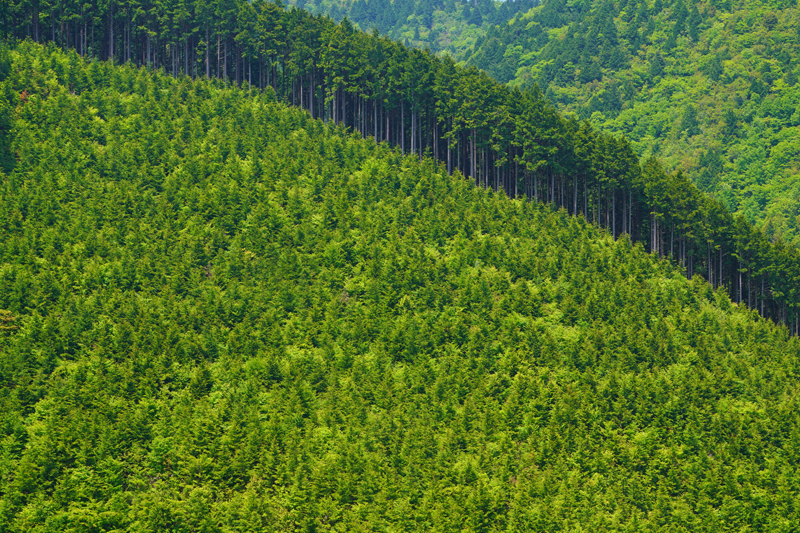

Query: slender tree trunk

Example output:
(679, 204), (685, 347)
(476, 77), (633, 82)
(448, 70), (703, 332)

(411, 109), (415, 155)
(447, 119), (452, 173)
(109, 2), (114, 62)
(613, 190), (617, 239)
(434, 120), (438, 161)
(401, 100), (405, 152)
(652, 213), (656, 254)
(622, 188), (626, 234)
(587, 179), (592, 219)
(739, 255), (742, 304)
(472, 129), (476, 183)
(573, 177), (577, 216)
(670, 225), (674, 258)
(708, 244), (712, 287)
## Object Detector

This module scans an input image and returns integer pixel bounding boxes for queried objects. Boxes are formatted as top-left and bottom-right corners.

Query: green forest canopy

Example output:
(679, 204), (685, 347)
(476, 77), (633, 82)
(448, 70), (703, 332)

(2, 0), (799, 333)
(292, 0), (529, 57)
(1, 41), (800, 531)
(461, 0), (800, 247)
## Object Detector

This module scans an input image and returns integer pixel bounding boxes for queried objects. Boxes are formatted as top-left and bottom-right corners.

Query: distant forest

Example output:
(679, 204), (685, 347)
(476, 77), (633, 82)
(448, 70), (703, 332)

(461, 0), (800, 248)
(2, 0), (799, 335)
(307, 0), (538, 37)
(298, 0), (539, 55)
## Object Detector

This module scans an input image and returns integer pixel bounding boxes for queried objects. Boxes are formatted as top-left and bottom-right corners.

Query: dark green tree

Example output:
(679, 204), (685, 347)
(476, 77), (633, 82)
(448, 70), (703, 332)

(679, 104), (699, 136)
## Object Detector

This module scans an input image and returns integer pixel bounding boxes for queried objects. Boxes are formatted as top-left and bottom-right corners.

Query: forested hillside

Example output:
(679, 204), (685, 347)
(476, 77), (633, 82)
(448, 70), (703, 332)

(463, 0), (800, 246)
(2, 42), (800, 531)
(3, 0), (800, 332)
(295, 0), (538, 57)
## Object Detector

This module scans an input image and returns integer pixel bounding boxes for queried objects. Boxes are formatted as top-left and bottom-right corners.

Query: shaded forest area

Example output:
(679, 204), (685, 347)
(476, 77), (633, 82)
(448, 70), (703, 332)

(1, 43), (800, 531)
(2, 0), (800, 335)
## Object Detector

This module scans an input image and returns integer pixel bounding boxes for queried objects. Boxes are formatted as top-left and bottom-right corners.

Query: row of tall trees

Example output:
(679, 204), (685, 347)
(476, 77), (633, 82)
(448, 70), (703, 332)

(2, 0), (799, 334)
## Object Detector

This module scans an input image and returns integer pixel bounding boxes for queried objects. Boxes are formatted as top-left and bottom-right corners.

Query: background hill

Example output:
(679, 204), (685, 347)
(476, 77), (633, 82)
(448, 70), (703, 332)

(1, 42), (800, 531)
(462, 0), (800, 247)
(298, 0), (537, 57)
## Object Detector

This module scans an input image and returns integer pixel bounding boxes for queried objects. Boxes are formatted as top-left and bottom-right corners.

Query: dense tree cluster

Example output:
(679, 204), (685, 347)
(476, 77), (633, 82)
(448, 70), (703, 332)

(463, 0), (800, 247)
(2, 43), (800, 531)
(8, 0), (798, 335)
(310, 0), (537, 35)
(277, 0), (540, 58)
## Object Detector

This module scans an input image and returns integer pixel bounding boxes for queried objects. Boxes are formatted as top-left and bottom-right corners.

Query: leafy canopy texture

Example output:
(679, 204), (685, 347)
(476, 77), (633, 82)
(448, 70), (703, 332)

(463, 0), (800, 247)
(4, 0), (800, 333)
(292, 0), (535, 57)
(2, 43), (800, 531)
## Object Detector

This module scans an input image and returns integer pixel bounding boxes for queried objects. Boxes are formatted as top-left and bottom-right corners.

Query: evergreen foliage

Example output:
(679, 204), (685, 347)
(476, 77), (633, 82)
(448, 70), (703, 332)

(462, 0), (800, 247)
(2, 0), (800, 337)
(1, 43), (800, 531)
(294, 0), (538, 57)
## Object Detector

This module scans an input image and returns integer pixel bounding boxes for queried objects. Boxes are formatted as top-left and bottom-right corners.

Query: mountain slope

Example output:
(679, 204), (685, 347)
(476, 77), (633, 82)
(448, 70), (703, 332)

(295, 0), (536, 57)
(463, 0), (800, 246)
(1, 43), (800, 531)
(5, 0), (800, 330)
